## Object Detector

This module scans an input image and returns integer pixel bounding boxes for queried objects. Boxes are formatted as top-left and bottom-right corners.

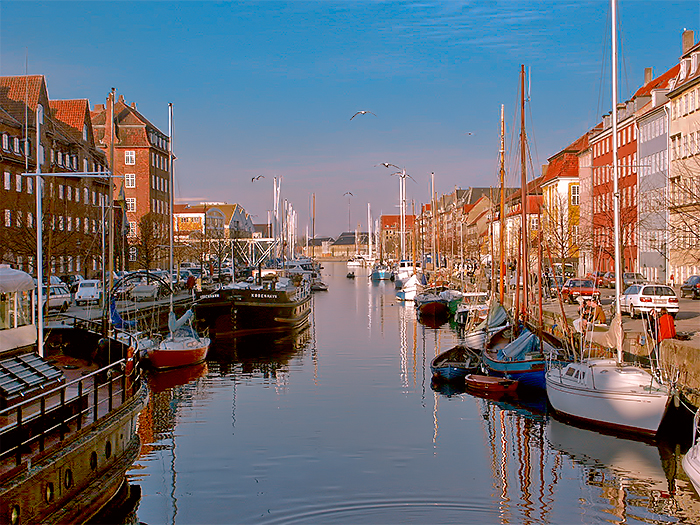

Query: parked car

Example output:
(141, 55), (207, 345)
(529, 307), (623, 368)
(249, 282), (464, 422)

(585, 271), (607, 288)
(680, 275), (700, 299)
(130, 280), (164, 302)
(74, 279), (103, 306)
(618, 284), (679, 318)
(41, 284), (71, 312)
(548, 275), (565, 296)
(601, 271), (616, 288)
(560, 278), (601, 304)
(622, 272), (647, 289)
(59, 274), (84, 293)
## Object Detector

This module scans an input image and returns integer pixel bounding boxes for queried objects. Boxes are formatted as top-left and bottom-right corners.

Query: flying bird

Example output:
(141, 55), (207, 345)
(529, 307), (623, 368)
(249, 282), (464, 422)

(350, 110), (376, 120)
(343, 191), (354, 196)
(251, 175), (265, 182)
(375, 162), (400, 170)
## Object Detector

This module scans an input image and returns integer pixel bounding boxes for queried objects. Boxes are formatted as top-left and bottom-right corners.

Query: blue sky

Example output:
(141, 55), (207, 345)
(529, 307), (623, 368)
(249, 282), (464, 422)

(1, 1), (698, 236)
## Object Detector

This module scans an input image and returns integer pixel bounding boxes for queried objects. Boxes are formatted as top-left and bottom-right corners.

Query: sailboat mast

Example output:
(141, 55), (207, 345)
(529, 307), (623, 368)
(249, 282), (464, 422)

(168, 103), (174, 284)
(499, 104), (506, 304)
(611, 0), (623, 362)
(519, 65), (529, 316)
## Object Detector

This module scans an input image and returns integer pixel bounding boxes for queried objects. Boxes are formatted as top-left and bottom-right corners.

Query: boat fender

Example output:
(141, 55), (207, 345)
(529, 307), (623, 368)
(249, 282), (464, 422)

(125, 345), (135, 394)
(674, 391), (680, 409)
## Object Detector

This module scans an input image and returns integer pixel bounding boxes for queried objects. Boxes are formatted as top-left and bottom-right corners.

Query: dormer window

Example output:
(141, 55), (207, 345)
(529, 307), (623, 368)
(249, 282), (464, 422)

(1, 134), (8, 151)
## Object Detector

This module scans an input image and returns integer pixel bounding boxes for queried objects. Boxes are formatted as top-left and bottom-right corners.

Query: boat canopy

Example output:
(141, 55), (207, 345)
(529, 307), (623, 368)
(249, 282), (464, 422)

(475, 301), (509, 331)
(0, 265), (35, 293)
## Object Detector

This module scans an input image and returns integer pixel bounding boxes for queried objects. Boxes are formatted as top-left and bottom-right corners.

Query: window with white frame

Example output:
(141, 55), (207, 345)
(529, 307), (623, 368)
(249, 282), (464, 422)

(129, 246), (138, 262)
(75, 185), (79, 202)
(125, 151), (135, 165)
(129, 221), (137, 236)
(15, 174), (21, 192)
(125, 173), (136, 188)
(4, 209), (10, 227)
(4, 171), (10, 190)
(59, 185), (64, 199)
(571, 184), (580, 206)
(13, 137), (20, 153)
(126, 198), (136, 212)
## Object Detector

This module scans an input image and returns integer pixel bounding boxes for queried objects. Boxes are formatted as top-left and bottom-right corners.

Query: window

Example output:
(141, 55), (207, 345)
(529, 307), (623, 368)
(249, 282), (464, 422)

(84, 188), (89, 203)
(83, 124), (88, 141)
(75, 186), (79, 202)
(129, 221), (137, 236)
(15, 174), (21, 192)
(125, 151), (135, 165)
(4, 210), (10, 227)
(27, 178), (33, 194)
(126, 198), (136, 212)
(67, 186), (72, 201)
(4, 171), (10, 190)
(59, 185), (64, 199)
(129, 246), (137, 262)
(125, 173), (136, 188)
(13, 137), (20, 153)
(571, 184), (580, 206)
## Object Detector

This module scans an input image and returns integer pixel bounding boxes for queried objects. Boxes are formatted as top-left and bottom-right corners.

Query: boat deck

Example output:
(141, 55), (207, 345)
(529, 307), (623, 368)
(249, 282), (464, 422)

(0, 353), (132, 478)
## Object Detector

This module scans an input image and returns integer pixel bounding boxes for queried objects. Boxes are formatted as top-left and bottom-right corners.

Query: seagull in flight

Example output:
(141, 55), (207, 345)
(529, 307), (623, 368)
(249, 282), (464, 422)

(251, 175), (265, 182)
(350, 110), (376, 120)
(376, 162), (400, 170)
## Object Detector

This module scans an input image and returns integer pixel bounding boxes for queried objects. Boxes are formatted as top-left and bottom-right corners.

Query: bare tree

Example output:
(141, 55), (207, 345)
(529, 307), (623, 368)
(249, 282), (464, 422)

(133, 212), (167, 270)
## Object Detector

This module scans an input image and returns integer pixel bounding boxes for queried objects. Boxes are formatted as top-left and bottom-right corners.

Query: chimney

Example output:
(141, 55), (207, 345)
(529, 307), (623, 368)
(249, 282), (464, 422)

(644, 67), (653, 85)
(131, 102), (136, 109)
(118, 94), (126, 104)
(683, 29), (695, 54)
(94, 103), (105, 111)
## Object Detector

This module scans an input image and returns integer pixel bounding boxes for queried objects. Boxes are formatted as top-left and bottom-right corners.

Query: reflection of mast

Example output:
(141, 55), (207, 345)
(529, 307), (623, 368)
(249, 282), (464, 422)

(399, 304), (409, 389)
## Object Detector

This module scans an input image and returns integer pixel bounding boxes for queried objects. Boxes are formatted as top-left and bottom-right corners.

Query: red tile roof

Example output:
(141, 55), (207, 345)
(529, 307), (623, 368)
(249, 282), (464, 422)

(635, 64), (680, 97)
(0, 75), (46, 123)
(50, 99), (88, 132)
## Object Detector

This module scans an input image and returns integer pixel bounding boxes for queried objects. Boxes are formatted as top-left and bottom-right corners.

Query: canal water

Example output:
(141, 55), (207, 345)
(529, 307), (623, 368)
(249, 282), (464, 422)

(122, 262), (700, 524)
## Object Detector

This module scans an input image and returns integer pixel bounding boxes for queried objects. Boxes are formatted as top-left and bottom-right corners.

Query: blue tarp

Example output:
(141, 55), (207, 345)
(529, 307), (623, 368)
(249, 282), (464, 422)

(110, 298), (137, 330)
(496, 328), (539, 361)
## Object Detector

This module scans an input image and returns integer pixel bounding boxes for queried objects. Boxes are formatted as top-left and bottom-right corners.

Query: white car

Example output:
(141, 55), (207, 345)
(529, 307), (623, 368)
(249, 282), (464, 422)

(41, 284), (71, 312)
(129, 281), (162, 301)
(75, 280), (103, 306)
(618, 284), (679, 318)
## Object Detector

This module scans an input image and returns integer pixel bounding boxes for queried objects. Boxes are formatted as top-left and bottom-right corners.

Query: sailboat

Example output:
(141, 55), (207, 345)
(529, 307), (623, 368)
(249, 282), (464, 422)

(132, 104), (210, 370)
(545, 1), (670, 437)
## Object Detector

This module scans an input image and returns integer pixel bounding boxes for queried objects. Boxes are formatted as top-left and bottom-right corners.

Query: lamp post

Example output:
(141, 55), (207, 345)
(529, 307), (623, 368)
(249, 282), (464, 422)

(378, 163), (412, 261)
(343, 192), (353, 232)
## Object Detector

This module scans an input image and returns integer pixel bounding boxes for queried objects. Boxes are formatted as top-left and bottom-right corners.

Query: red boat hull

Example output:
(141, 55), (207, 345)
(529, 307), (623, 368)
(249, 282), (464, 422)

(465, 374), (519, 394)
(146, 342), (209, 370)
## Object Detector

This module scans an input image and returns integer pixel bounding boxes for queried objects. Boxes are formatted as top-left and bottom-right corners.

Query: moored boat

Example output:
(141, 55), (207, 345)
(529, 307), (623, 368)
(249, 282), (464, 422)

(430, 345), (480, 382)
(0, 264), (147, 524)
(194, 273), (312, 340)
(683, 409), (700, 496)
(370, 263), (392, 281)
(141, 309), (210, 370)
(465, 374), (519, 395)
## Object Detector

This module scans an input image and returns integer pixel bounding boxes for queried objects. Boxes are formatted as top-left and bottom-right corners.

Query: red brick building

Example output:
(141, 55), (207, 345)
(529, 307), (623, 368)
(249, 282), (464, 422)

(0, 75), (110, 279)
(91, 95), (171, 265)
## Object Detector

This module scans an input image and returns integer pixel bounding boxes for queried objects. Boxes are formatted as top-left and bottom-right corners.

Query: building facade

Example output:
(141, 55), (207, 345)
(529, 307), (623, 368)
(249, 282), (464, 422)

(1, 75), (110, 279)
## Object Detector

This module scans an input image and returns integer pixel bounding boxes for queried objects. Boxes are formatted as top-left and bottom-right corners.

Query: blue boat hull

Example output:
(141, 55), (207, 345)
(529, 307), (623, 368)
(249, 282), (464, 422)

(481, 353), (546, 390)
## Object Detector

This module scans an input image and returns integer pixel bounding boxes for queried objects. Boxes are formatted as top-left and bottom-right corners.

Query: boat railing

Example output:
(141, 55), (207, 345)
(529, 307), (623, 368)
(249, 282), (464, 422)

(0, 357), (143, 470)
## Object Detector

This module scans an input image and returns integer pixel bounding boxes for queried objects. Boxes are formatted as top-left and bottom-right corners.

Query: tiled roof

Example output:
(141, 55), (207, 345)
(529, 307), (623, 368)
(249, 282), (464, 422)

(634, 64), (680, 98)
(50, 99), (87, 131)
(540, 133), (589, 186)
(0, 75), (44, 117)
(380, 214), (415, 229)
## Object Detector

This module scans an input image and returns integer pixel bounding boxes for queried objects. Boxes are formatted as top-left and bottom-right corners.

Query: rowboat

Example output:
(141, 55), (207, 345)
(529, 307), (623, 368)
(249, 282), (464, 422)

(430, 345), (480, 382)
(465, 374), (519, 395)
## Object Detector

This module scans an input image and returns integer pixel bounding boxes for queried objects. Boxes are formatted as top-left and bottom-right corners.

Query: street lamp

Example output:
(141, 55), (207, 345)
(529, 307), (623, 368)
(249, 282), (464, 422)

(378, 163), (414, 261)
(343, 192), (354, 232)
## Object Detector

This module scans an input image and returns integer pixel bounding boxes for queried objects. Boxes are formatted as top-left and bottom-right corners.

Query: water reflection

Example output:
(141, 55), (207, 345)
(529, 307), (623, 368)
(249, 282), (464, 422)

(121, 262), (700, 524)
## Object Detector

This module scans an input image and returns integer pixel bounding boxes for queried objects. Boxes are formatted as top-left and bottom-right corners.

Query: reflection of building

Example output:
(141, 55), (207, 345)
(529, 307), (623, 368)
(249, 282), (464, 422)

(0, 75), (110, 278)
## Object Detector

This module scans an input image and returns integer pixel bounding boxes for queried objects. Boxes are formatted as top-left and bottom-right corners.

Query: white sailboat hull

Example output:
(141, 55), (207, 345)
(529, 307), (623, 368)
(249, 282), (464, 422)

(546, 359), (670, 437)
